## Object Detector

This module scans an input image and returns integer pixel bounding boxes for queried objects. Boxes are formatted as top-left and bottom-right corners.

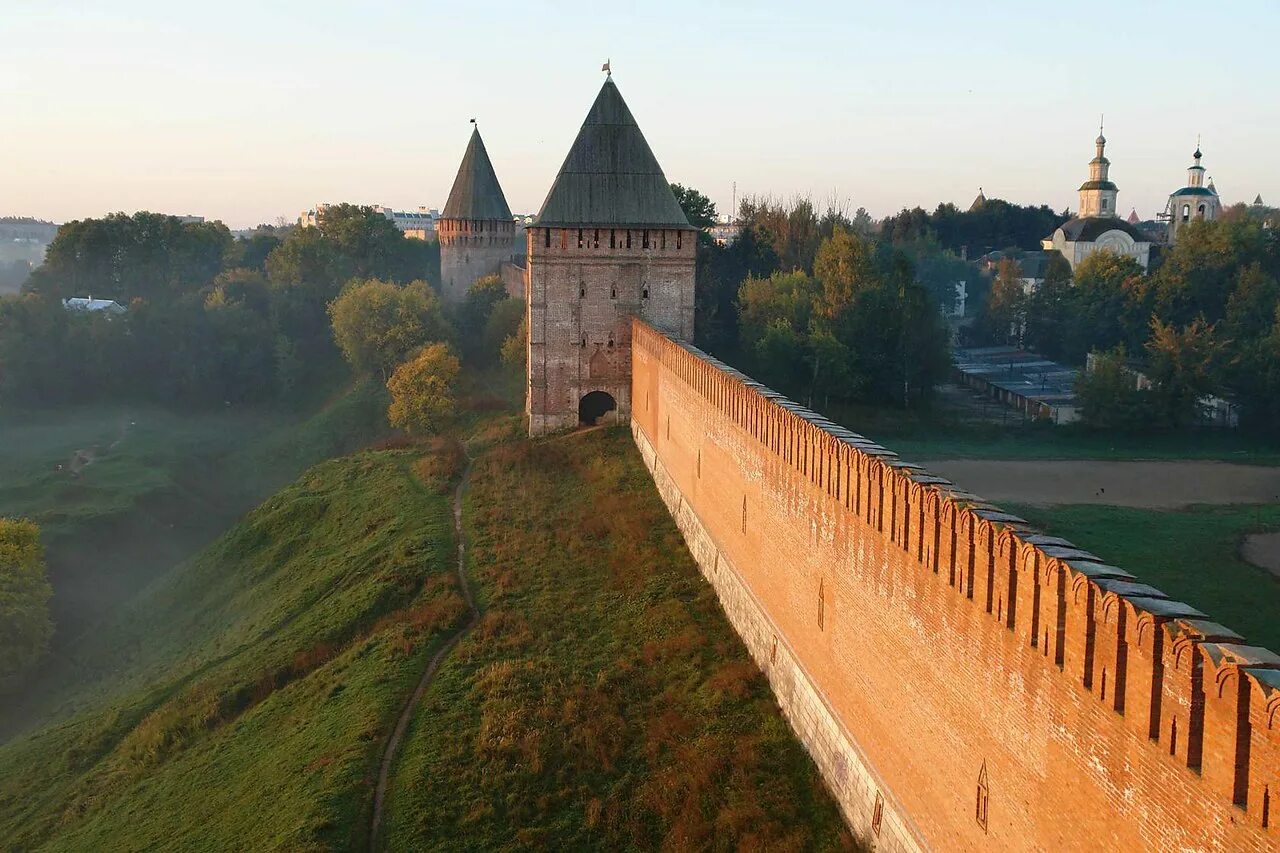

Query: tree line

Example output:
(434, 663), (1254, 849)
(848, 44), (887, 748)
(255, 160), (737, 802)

(0, 206), (439, 407)
(975, 212), (1280, 430)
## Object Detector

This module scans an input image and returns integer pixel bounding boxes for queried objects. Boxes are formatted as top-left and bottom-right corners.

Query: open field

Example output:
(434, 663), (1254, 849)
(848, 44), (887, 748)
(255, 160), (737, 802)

(822, 391), (1280, 465)
(380, 426), (850, 850)
(1011, 502), (1280, 651)
(923, 459), (1280, 508)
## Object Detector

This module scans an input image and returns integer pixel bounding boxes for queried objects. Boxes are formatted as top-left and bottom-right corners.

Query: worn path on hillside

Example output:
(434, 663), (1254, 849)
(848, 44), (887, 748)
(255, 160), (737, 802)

(1242, 532), (1280, 579)
(369, 450), (479, 850)
(921, 459), (1280, 508)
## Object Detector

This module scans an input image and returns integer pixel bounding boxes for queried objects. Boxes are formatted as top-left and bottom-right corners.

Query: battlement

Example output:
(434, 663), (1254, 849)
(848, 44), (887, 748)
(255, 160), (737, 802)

(631, 318), (1278, 849)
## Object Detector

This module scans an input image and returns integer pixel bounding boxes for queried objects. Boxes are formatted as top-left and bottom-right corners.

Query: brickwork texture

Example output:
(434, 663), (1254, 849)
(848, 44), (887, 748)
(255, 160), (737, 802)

(630, 319), (1280, 851)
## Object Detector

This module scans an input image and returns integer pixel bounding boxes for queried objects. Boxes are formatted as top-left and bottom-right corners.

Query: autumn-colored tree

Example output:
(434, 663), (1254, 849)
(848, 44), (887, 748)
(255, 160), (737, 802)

(982, 258), (1028, 345)
(0, 518), (52, 687)
(1145, 316), (1223, 428)
(813, 227), (878, 318)
(328, 279), (449, 378)
(386, 343), (461, 436)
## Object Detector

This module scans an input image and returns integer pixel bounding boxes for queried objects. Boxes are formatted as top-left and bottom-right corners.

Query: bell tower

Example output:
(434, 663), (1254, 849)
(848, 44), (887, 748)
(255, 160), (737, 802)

(1078, 123), (1119, 219)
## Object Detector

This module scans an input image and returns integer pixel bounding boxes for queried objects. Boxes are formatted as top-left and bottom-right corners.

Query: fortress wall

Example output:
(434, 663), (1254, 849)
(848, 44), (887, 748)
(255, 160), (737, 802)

(630, 319), (1279, 851)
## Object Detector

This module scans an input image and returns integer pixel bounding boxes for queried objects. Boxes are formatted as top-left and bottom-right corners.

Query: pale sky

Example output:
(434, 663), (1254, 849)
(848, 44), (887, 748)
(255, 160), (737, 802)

(3, 1), (1277, 229)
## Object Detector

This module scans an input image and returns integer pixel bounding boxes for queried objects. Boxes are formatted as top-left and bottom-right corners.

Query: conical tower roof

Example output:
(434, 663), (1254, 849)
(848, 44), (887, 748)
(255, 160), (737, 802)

(536, 78), (692, 228)
(441, 127), (512, 221)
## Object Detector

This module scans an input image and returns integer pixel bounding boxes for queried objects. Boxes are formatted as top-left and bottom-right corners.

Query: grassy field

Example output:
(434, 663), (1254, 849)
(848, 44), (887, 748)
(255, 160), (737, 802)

(1011, 502), (1280, 650)
(822, 400), (1280, 464)
(381, 427), (850, 851)
(0, 381), (391, 651)
(0, 447), (465, 850)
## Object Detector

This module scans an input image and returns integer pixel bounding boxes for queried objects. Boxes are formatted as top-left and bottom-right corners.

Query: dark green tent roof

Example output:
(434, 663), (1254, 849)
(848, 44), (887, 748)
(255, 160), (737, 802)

(441, 127), (512, 222)
(536, 79), (693, 229)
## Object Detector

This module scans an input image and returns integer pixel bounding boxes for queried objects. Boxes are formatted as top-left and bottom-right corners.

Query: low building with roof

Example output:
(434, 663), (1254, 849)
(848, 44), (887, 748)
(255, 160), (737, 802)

(1042, 128), (1153, 272)
(953, 346), (1080, 423)
(63, 297), (126, 315)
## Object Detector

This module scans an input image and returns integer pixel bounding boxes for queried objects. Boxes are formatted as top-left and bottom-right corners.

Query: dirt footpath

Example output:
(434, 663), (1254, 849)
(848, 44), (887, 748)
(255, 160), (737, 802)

(919, 460), (1280, 509)
(1242, 533), (1280, 580)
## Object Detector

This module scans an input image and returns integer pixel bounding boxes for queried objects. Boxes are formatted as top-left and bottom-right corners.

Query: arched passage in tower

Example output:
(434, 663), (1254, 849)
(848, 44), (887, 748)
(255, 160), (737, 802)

(578, 391), (617, 426)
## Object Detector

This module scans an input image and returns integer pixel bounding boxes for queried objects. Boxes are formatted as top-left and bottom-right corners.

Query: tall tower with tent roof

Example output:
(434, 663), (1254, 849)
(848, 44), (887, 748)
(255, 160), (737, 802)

(437, 124), (516, 303)
(525, 74), (696, 436)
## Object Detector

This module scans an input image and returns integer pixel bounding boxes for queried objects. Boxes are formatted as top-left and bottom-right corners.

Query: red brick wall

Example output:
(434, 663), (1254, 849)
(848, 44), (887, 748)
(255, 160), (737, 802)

(630, 320), (1279, 851)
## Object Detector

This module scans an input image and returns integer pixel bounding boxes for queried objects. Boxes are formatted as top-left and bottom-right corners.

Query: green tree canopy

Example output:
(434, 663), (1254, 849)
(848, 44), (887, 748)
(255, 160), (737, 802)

(26, 212), (232, 303)
(329, 279), (450, 378)
(0, 518), (52, 687)
(386, 342), (461, 436)
(670, 184), (717, 229)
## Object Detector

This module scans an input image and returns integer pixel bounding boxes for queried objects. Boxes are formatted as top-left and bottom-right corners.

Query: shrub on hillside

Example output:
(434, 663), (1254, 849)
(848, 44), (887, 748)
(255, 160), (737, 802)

(0, 518), (52, 687)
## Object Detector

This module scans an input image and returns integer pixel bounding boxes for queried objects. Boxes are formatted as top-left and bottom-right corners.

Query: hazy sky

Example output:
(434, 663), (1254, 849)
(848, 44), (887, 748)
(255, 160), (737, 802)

(3, 1), (1277, 228)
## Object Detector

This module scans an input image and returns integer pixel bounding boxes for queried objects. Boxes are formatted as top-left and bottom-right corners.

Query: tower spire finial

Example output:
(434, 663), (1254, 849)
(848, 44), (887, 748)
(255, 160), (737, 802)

(602, 58), (611, 78)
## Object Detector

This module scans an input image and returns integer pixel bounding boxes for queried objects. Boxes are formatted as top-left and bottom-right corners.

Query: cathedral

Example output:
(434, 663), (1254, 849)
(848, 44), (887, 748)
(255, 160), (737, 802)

(523, 77), (696, 436)
(1042, 129), (1153, 272)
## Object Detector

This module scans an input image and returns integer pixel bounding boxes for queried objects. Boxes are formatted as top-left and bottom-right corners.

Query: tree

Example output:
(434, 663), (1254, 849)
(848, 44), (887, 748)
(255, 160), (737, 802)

(813, 227), (879, 317)
(980, 258), (1028, 345)
(670, 184), (717, 229)
(456, 275), (510, 362)
(329, 279), (449, 379)
(483, 298), (524, 366)
(1068, 250), (1147, 356)
(500, 316), (527, 369)
(386, 343), (461, 436)
(26, 212), (232, 303)
(1145, 316), (1222, 428)
(0, 518), (52, 686)
(1074, 348), (1150, 431)
(1024, 253), (1073, 359)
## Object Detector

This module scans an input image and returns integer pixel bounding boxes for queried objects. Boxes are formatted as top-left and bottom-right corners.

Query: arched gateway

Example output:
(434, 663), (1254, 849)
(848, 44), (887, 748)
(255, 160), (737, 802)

(578, 391), (617, 426)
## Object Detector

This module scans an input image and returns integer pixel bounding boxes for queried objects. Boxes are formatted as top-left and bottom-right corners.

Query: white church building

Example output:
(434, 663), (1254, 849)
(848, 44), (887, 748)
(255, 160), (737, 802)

(1042, 129), (1153, 272)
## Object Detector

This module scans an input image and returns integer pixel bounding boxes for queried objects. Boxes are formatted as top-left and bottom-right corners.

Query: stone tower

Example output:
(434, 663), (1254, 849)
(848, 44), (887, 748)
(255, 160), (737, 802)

(1166, 144), (1220, 243)
(525, 77), (695, 436)
(1077, 128), (1119, 218)
(438, 126), (516, 303)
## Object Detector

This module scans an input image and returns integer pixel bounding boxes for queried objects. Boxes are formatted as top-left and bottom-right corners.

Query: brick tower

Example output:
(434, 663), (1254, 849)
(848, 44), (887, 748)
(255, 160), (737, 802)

(526, 76), (695, 436)
(438, 126), (516, 303)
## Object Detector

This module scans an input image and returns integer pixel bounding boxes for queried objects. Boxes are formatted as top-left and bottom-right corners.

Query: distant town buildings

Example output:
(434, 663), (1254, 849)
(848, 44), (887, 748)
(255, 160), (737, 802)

(706, 215), (742, 246)
(1163, 145), (1221, 243)
(1041, 129), (1153, 272)
(299, 204), (440, 240)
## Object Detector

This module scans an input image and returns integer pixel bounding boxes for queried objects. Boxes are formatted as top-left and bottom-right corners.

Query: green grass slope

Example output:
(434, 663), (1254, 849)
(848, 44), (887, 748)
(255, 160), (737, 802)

(381, 428), (850, 851)
(0, 448), (464, 851)
(0, 380), (390, 657)
(1011, 502), (1280, 650)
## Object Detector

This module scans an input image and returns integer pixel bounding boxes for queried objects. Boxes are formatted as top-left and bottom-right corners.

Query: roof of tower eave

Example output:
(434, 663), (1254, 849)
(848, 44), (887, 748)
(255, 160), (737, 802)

(535, 78), (693, 229)
(441, 127), (513, 222)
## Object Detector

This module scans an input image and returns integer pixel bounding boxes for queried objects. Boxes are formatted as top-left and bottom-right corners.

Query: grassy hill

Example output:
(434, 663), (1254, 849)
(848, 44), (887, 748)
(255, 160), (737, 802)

(0, 421), (850, 850)
(0, 447), (464, 850)
(0, 379), (390, 662)
(381, 427), (848, 850)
